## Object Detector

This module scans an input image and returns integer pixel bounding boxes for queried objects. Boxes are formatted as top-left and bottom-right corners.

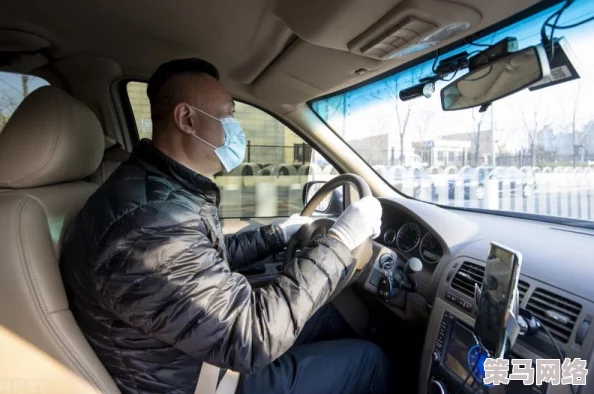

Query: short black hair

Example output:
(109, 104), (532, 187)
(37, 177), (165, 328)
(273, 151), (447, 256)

(146, 58), (220, 127)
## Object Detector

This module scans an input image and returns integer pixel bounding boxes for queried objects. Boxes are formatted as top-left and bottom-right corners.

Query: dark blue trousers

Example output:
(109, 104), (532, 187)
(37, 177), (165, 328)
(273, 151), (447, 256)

(237, 304), (394, 394)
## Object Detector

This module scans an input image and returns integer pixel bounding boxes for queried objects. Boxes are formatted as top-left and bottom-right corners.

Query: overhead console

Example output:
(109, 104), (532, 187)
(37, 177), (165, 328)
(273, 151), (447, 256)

(347, 0), (480, 61)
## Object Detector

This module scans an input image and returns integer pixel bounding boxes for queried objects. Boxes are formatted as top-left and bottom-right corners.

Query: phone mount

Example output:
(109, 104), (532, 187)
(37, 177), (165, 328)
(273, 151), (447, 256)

(474, 283), (522, 358)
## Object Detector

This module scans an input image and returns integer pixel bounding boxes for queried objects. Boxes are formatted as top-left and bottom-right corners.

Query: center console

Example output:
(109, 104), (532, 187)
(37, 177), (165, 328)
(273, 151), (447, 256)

(426, 311), (546, 394)
(419, 252), (566, 394)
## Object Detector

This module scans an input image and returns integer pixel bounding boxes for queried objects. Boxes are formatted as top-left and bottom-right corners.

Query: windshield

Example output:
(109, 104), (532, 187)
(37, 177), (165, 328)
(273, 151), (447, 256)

(311, 1), (594, 225)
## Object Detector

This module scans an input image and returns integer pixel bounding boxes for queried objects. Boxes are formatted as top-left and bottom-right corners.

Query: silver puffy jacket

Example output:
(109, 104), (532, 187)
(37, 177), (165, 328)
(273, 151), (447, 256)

(60, 139), (354, 394)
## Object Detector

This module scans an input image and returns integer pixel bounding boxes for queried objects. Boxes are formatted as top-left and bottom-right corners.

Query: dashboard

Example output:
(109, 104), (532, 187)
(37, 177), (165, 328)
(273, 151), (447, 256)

(380, 218), (444, 265)
(359, 201), (458, 304)
(355, 197), (594, 394)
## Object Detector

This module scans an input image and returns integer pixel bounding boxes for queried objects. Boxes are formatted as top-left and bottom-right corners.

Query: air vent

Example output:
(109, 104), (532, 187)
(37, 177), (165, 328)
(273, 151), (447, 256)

(526, 288), (582, 343)
(451, 262), (530, 302)
(450, 261), (484, 298)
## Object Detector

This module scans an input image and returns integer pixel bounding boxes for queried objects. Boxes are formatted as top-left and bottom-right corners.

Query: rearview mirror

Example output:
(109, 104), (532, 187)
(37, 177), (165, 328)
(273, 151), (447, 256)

(441, 45), (550, 111)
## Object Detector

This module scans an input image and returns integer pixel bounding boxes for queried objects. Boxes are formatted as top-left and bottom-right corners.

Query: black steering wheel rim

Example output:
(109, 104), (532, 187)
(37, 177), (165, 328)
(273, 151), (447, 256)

(300, 173), (372, 217)
(283, 174), (372, 267)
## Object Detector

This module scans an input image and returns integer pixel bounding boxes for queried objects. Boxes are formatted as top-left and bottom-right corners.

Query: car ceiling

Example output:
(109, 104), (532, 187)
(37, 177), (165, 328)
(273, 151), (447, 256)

(0, 0), (543, 112)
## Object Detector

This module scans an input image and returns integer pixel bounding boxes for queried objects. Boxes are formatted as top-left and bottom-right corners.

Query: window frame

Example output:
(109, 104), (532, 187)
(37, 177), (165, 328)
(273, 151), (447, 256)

(119, 79), (143, 147)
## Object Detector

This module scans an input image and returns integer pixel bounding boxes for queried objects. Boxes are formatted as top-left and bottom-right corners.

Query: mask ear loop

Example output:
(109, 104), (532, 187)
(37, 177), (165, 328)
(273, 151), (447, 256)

(192, 134), (218, 149)
(187, 104), (225, 148)
(188, 105), (222, 122)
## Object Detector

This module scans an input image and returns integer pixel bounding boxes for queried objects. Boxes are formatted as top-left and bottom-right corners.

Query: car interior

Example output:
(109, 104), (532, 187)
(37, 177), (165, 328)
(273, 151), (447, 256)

(0, 0), (593, 393)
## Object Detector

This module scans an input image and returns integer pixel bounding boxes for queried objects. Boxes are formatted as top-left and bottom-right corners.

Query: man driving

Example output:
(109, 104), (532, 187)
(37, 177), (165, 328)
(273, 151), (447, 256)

(60, 58), (392, 394)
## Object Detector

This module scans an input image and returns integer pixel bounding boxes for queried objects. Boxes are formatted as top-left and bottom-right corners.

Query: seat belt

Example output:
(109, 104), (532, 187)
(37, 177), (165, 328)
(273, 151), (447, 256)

(194, 363), (219, 394)
(194, 291), (363, 394)
(217, 370), (240, 394)
(194, 363), (240, 394)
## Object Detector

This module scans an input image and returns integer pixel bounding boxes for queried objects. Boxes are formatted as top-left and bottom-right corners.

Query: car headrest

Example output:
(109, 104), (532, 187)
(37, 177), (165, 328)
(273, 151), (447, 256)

(0, 86), (104, 188)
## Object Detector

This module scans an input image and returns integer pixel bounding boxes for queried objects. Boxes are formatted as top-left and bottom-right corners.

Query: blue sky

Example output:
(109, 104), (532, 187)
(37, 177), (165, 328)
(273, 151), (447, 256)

(0, 72), (48, 103)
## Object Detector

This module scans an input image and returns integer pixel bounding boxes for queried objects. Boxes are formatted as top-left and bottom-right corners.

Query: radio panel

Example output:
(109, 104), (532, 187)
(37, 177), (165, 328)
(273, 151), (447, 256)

(427, 312), (547, 394)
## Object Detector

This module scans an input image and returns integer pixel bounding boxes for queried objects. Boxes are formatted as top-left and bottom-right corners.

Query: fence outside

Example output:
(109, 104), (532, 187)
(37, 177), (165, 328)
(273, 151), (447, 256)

(216, 163), (594, 222)
(246, 142), (313, 166)
(244, 143), (594, 170)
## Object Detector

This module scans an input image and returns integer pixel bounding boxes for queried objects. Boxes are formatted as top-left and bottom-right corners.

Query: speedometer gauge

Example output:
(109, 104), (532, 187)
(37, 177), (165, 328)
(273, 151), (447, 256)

(396, 223), (421, 252)
(419, 233), (443, 264)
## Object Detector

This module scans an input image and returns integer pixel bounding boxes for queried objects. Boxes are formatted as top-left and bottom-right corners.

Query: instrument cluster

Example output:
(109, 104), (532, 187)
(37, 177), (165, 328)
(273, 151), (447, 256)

(381, 222), (443, 264)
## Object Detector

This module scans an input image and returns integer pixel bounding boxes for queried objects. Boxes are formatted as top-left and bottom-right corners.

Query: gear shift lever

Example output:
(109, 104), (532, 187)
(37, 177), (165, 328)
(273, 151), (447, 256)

(392, 257), (423, 293)
(405, 257), (423, 274)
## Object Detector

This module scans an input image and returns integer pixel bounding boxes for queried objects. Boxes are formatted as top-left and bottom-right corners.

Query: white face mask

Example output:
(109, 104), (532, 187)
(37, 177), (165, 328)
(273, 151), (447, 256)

(189, 106), (246, 172)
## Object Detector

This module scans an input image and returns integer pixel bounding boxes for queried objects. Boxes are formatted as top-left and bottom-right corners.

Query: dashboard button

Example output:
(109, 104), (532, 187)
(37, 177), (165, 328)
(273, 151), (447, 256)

(445, 292), (458, 303)
(456, 298), (467, 309)
(455, 298), (472, 311)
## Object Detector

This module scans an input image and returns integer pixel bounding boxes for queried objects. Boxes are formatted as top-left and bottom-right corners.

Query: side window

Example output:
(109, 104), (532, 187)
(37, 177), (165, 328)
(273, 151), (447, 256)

(0, 72), (49, 132)
(125, 82), (337, 218)
(127, 82), (153, 140)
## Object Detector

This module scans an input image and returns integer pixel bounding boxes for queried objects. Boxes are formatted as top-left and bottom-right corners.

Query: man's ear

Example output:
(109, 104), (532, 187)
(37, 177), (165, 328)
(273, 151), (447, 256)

(173, 103), (196, 135)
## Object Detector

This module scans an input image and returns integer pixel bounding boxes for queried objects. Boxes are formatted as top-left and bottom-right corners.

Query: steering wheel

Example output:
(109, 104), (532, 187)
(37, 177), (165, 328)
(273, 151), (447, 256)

(283, 174), (375, 288)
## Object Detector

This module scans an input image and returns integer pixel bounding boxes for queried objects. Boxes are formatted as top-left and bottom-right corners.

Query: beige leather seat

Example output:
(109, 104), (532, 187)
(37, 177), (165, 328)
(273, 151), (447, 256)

(0, 86), (120, 393)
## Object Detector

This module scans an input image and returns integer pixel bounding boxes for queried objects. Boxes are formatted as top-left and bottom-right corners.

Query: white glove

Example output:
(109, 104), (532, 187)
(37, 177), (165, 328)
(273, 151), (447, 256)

(278, 214), (314, 243)
(328, 196), (382, 250)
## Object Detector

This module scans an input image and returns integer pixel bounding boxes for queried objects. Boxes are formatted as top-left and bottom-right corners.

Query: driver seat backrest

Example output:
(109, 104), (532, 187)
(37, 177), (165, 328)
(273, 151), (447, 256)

(0, 86), (120, 393)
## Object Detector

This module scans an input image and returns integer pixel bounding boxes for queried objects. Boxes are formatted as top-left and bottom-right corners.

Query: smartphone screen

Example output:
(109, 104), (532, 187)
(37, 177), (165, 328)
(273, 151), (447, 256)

(473, 243), (522, 358)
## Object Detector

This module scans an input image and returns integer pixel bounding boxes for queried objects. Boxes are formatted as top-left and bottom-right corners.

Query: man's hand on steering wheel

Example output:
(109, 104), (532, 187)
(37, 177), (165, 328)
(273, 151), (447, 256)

(282, 174), (383, 278)
(328, 196), (382, 269)
(278, 214), (314, 244)
(279, 197), (382, 267)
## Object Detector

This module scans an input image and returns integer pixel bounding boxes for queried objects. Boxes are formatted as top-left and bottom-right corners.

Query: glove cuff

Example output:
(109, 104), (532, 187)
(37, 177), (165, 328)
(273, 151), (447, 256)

(328, 227), (355, 251)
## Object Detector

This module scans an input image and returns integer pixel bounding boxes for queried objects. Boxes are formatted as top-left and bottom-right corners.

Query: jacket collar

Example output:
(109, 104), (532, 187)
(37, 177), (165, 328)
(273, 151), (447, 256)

(131, 139), (220, 206)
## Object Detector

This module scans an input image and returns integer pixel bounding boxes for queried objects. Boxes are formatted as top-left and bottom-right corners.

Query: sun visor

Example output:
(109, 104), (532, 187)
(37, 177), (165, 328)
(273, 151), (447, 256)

(0, 30), (51, 72)
(0, 30), (50, 52)
(274, 0), (403, 50)
(254, 39), (381, 106)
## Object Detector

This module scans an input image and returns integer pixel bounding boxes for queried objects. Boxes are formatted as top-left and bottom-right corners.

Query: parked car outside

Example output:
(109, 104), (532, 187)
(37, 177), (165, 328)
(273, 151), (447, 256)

(448, 166), (536, 200)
